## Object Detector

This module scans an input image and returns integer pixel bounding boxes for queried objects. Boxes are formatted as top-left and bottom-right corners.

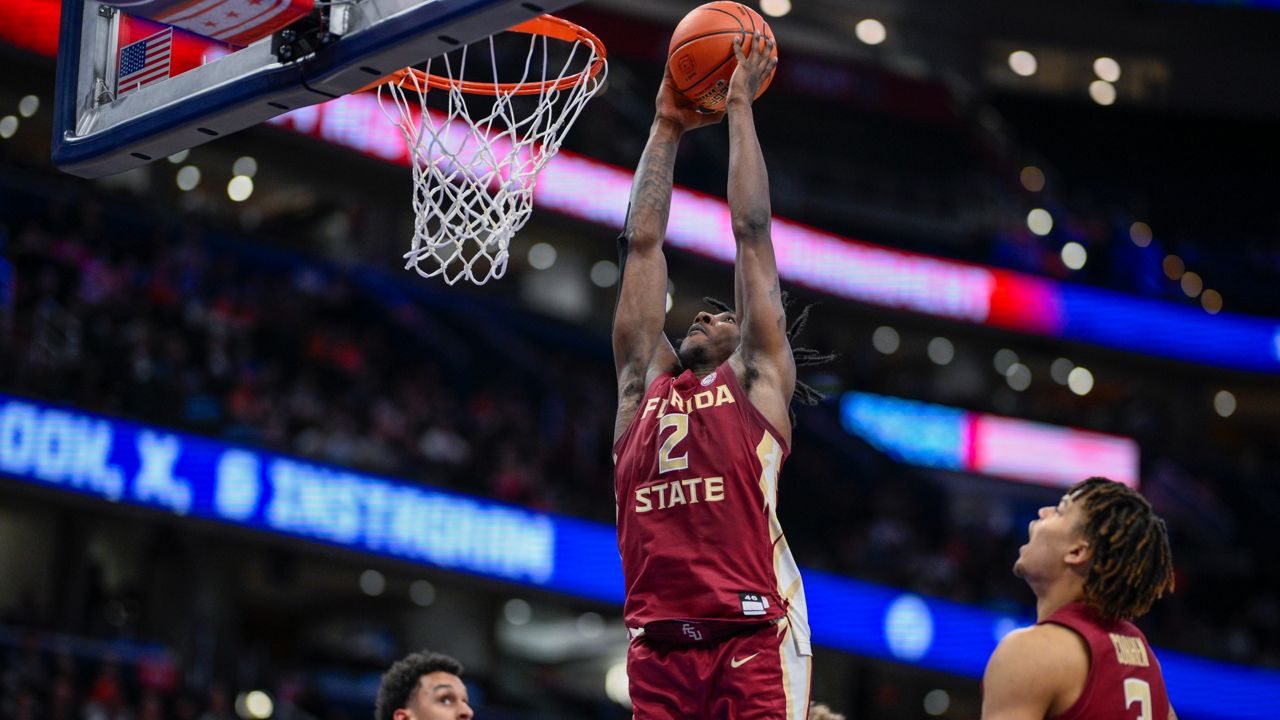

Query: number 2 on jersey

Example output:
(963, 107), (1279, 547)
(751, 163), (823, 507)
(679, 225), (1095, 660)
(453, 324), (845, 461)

(1124, 678), (1152, 720)
(657, 413), (689, 473)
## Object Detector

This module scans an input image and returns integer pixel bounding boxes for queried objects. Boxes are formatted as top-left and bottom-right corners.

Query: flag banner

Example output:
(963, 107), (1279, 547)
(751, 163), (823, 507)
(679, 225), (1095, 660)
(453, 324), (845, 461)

(100, 0), (314, 47)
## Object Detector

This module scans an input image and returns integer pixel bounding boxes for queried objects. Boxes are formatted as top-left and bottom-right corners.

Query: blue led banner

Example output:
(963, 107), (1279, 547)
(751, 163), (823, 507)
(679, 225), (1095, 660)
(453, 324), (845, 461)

(0, 394), (1276, 719)
(841, 392), (1141, 488)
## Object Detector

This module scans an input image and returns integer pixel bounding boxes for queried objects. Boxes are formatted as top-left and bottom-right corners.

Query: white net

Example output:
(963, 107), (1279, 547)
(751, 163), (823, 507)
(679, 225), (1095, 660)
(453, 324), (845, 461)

(377, 23), (607, 285)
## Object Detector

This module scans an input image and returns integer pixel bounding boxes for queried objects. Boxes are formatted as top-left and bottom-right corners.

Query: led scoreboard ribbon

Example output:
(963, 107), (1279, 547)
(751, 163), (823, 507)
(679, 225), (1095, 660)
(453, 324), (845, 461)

(0, 394), (1276, 719)
(840, 392), (1141, 489)
(279, 98), (1280, 374)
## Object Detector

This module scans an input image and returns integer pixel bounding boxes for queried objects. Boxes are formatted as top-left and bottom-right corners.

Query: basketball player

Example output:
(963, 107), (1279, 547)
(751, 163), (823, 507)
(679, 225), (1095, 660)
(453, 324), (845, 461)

(612, 34), (813, 718)
(981, 477), (1178, 720)
(375, 649), (474, 720)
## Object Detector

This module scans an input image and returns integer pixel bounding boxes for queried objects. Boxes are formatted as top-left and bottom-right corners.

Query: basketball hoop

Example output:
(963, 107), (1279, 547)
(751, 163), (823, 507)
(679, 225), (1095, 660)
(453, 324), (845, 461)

(371, 15), (607, 285)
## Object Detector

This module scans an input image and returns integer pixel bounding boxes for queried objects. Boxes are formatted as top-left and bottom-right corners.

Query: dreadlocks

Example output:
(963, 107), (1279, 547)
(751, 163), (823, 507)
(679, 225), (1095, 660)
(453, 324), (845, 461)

(1069, 476), (1176, 622)
(703, 292), (837, 418)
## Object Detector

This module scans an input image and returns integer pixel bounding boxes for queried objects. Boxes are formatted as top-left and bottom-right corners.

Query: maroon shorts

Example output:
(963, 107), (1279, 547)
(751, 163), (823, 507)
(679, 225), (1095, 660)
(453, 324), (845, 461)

(627, 615), (812, 719)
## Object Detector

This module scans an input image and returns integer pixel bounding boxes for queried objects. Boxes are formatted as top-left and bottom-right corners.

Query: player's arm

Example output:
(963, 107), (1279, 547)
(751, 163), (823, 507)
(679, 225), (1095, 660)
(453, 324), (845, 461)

(724, 35), (793, 424)
(613, 70), (721, 442)
(981, 626), (1088, 720)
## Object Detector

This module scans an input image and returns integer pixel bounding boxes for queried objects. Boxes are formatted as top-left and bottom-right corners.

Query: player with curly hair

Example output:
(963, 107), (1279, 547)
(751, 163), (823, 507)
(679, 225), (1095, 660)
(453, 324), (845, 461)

(375, 650), (472, 720)
(982, 477), (1178, 720)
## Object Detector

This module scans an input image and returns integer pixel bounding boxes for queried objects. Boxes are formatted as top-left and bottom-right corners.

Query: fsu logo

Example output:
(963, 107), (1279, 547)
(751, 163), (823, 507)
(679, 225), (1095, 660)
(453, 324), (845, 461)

(682, 623), (704, 641)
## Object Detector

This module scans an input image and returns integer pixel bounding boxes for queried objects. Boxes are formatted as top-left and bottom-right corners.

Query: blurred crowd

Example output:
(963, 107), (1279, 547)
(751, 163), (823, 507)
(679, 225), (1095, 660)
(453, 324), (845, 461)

(0, 630), (364, 720)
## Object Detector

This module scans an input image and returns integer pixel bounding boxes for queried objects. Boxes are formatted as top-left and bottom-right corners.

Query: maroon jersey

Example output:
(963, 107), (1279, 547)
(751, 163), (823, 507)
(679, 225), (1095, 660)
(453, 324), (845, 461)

(613, 360), (810, 651)
(1041, 603), (1171, 720)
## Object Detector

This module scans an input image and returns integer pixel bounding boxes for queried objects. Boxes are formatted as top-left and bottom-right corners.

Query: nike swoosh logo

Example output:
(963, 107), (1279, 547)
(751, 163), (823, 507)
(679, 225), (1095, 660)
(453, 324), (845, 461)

(730, 653), (760, 668)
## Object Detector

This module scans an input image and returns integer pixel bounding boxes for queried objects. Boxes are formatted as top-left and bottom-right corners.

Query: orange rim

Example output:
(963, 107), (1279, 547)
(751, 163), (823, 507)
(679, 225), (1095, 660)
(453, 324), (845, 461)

(359, 15), (607, 96)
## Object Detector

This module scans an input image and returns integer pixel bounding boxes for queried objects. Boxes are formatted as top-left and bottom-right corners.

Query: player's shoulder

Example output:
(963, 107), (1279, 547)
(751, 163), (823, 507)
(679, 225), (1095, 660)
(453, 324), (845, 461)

(988, 624), (1090, 680)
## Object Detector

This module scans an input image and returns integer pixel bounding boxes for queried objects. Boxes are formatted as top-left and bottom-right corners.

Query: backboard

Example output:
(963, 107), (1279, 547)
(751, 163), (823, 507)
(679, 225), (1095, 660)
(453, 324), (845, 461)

(53, 0), (584, 178)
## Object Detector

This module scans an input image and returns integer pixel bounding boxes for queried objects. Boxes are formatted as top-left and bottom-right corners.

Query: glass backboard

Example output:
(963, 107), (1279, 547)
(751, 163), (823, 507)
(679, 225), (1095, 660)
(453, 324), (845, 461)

(53, 0), (582, 178)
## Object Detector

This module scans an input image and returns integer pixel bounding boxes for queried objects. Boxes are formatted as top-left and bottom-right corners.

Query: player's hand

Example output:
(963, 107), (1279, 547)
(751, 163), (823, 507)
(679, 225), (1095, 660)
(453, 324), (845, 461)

(655, 66), (724, 133)
(727, 33), (777, 108)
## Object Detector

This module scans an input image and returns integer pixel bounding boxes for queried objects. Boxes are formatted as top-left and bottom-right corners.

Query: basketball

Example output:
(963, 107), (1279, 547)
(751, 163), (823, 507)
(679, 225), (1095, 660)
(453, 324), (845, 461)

(668, 1), (778, 111)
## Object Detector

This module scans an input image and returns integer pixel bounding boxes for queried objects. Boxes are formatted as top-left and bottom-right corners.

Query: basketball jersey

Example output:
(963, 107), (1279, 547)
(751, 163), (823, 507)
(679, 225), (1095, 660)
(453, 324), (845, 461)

(613, 360), (810, 651)
(1040, 602), (1171, 720)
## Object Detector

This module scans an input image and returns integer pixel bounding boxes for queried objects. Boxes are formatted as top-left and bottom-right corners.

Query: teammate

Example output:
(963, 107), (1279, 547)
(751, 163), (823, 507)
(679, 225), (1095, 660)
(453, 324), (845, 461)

(612, 33), (815, 718)
(981, 477), (1178, 720)
(375, 649), (474, 720)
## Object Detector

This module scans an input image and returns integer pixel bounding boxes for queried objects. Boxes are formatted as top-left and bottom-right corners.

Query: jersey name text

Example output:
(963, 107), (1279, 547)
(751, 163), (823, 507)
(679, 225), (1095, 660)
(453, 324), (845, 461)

(635, 476), (725, 513)
(1110, 633), (1151, 667)
(641, 385), (735, 420)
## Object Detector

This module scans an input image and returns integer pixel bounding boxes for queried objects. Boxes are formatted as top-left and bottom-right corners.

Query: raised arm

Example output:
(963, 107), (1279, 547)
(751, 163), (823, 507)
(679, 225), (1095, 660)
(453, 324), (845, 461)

(725, 35), (793, 432)
(613, 70), (721, 442)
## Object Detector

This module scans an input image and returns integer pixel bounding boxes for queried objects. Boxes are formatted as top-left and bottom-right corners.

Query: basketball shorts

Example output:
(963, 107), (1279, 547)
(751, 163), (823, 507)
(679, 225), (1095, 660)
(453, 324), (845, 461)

(627, 614), (812, 719)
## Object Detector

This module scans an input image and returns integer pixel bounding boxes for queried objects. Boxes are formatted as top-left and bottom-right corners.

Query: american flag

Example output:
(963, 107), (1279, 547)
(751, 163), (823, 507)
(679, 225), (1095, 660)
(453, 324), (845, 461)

(117, 27), (173, 97)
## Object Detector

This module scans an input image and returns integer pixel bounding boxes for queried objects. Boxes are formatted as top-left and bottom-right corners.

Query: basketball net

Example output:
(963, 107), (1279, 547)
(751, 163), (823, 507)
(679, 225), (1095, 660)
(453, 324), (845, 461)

(375, 17), (607, 285)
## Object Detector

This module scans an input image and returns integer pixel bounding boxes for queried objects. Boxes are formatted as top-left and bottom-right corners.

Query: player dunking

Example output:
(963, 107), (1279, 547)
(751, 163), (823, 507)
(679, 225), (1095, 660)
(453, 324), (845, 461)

(982, 477), (1178, 720)
(612, 34), (814, 719)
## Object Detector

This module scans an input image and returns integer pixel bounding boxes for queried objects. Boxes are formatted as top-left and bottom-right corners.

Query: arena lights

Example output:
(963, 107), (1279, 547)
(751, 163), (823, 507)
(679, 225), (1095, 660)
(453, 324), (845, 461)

(927, 337), (955, 365)
(227, 175), (254, 202)
(262, 93), (1280, 374)
(359, 569), (385, 596)
(1005, 362), (1032, 391)
(1202, 289), (1224, 314)
(0, 393), (1277, 716)
(855, 18), (887, 45)
(233, 156), (258, 178)
(1130, 221), (1154, 247)
(1093, 57), (1122, 83)
(234, 690), (273, 720)
(577, 611), (606, 638)
(176, 165), (201, 191)
(1214, 390), (1237, 418)
(1067, 366), (1095, 396)
(873, 326), (901, 354)
(1181, 271), (1204, 298)
(993, 348), (1019, 374)
(527, 242), (557, 270)
(1089, 79), (1117, 106)
(589, 260), (619, 288)
(1008, 50), (1038, 77)
(504, 598), (533, 625)
(0, 115), (17, 139)
(1060, 241), (1087, 270)
(18, 95), (39, 118)
(1050, 357), (1074, 385)
(605, 662), (631, 708)
(923, 689), (951, 716)
(758, 0), (791, 18)
(409, 579), (437, 607)
(1019, 165), (1045, 192)
(167, 149), (190, 164)
(1026, 208), (1053, 236)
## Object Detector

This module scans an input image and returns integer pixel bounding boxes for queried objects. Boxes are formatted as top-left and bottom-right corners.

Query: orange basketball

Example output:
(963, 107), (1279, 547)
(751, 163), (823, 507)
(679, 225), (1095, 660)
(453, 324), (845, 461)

(667, 1), (778, 112)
